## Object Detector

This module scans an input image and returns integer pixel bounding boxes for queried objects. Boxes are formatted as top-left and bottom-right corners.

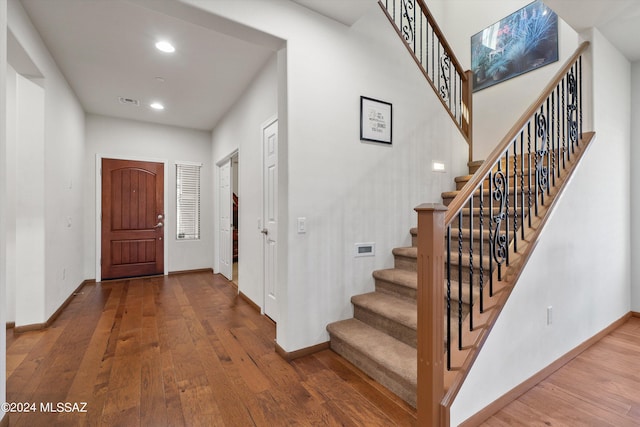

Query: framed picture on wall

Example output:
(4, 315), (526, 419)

(360, 96), (392, 144)
(471, 0), (558, 92)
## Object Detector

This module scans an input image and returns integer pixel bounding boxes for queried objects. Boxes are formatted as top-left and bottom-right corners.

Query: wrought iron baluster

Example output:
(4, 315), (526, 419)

(562, 76), (566, 170)
(440, 52), (451, 102)
(479, 181), (485, 313)
(469, 194), (473, 331)
(520, 131), (525, 241)
(446, 224), (451, 370)
(536, 109), (549, 208)
(400, 0), (415, 46)
(534, 113), (540, 216)
(488, 171), (494, 296)
(527, 123), (532, 227)
(457, 211), (463, 350)
(546, 99), (551, 197)
(491, 164), (507, 282)
(513, 140), (518, 253)
(505, 152), (510, 266)
(551, 91), (556, 187)
(556, 85), (561, 178)
(425, 18), (429, 77)
(431, 24), (434, 81)
(567, 67), (578, 156)
(579, 57), (583, 140)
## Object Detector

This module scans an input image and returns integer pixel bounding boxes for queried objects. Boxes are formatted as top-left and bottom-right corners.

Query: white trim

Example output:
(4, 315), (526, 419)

(215, 148), (239, 167)
(215, 149), (239, 280)
(95, 153), (169, 282)
(176, 160), (203, 167)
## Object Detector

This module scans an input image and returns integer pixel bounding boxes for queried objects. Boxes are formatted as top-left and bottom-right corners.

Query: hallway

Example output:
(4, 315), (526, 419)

(5, 272), (416, 426)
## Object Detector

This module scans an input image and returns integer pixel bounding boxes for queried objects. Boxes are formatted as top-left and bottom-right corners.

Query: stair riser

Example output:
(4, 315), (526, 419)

(328, 335), (417, 408)
(354, 306), (416, 349)
(375, 278), (416, 300)
(394, 254), (417, 272)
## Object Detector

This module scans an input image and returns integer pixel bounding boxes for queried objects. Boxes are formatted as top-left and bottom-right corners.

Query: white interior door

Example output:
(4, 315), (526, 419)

(219, 158), (232, 280)
(263, 118), (278, 321)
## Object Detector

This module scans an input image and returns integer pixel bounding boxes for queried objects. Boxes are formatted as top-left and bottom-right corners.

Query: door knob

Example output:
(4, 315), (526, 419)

(155, 222), (164, 228)
(261, 228), (268, 235)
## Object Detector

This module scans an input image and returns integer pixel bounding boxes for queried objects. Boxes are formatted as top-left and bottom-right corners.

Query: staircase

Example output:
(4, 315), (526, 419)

(326, 161), (483, 408)
(327, 1), (591, 424)
(326, 128), (593, 408)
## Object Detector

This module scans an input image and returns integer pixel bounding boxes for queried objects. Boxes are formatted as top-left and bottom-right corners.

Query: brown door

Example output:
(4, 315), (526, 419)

(101, 158), (164, 280)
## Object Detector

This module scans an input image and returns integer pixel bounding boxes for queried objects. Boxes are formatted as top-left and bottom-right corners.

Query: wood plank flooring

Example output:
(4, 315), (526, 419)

(480, 316), (640, 426)
(6, 272), (416, 427)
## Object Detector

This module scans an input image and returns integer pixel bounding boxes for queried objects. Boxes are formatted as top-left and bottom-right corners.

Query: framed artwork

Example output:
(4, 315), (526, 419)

(360, 96), (392, 144)
(471, 0), (558, 92)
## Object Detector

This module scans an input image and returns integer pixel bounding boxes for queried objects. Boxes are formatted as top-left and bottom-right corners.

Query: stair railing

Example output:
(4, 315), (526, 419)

(416, 41), (591, 426)
(378, 0), (473, 160)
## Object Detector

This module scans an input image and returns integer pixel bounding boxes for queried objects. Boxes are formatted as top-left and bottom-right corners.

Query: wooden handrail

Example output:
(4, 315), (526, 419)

(415, 0), (466, 78)
(445, 41), (590, 225)
(377, 0), (474, 151)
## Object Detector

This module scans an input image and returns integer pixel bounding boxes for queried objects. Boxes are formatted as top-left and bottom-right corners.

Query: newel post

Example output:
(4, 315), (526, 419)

(415, 203), (447, 427)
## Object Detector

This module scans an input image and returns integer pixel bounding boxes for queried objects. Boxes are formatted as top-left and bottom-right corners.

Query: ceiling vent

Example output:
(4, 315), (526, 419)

(118, 97), (140, 106)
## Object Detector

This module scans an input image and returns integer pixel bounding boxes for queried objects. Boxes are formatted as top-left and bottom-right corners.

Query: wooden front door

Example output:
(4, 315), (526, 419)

(101, 158), (164, 280)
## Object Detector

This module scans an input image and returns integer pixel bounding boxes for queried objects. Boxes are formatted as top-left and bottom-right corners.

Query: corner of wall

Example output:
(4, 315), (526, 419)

(1, 0), (9, 414)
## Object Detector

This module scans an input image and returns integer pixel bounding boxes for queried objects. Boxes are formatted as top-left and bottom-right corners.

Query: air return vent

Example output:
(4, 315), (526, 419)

(118, 97), (140, 106)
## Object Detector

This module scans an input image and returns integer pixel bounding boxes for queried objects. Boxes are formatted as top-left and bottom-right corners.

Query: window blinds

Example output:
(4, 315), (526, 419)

(176, 163), (201, 240)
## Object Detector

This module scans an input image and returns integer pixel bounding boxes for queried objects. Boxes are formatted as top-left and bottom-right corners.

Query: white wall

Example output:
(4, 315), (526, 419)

(7, 0), (85, 326)
(631, 60), (640, 312)
(15, 73), (45, 326)
(84, 115), (214, 277)
(451, 28), (631, 426)
(5, 64), (16, 323)
(211, 54), (278, 306)
(185, 0), (469, 351)
(431, 0), (580, 160)
(1, 0), (7, 417)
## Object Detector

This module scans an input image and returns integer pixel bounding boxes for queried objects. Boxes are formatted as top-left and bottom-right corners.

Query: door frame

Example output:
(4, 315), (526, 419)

(216, 149), (238, 281)
(95, 154), (169, 282)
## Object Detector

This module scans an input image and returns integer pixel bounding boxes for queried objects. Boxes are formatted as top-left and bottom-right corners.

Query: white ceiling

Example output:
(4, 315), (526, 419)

(18, 0), (280, 131)
(544, 0), (640, 62)
(14, 0), (640, 132)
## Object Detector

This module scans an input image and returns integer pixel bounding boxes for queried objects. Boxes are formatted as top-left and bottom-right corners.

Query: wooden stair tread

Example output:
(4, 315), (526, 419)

(352, 292), (417, 330)
(392, 246), (417, 259)
(327, 318), (417, 386)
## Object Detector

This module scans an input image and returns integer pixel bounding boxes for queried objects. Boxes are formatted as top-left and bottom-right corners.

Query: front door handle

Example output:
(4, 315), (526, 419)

(155, 222), (164, 228)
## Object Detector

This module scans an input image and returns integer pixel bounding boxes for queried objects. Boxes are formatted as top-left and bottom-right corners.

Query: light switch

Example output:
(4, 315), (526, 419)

(297, 217), (306, 234)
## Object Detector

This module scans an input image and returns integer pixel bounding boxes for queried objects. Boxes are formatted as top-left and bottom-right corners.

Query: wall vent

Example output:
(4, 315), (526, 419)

(118, 96), (140, 106)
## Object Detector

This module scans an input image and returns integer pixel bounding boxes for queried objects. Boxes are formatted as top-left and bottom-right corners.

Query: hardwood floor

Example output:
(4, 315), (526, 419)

(5, 272), (416, 427)
(480, 316), (640, 426)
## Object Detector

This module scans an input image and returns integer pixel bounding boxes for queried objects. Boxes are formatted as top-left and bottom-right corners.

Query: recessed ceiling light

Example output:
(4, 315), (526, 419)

(150, 102), (165, 110)
(155, 41), (175, 53)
